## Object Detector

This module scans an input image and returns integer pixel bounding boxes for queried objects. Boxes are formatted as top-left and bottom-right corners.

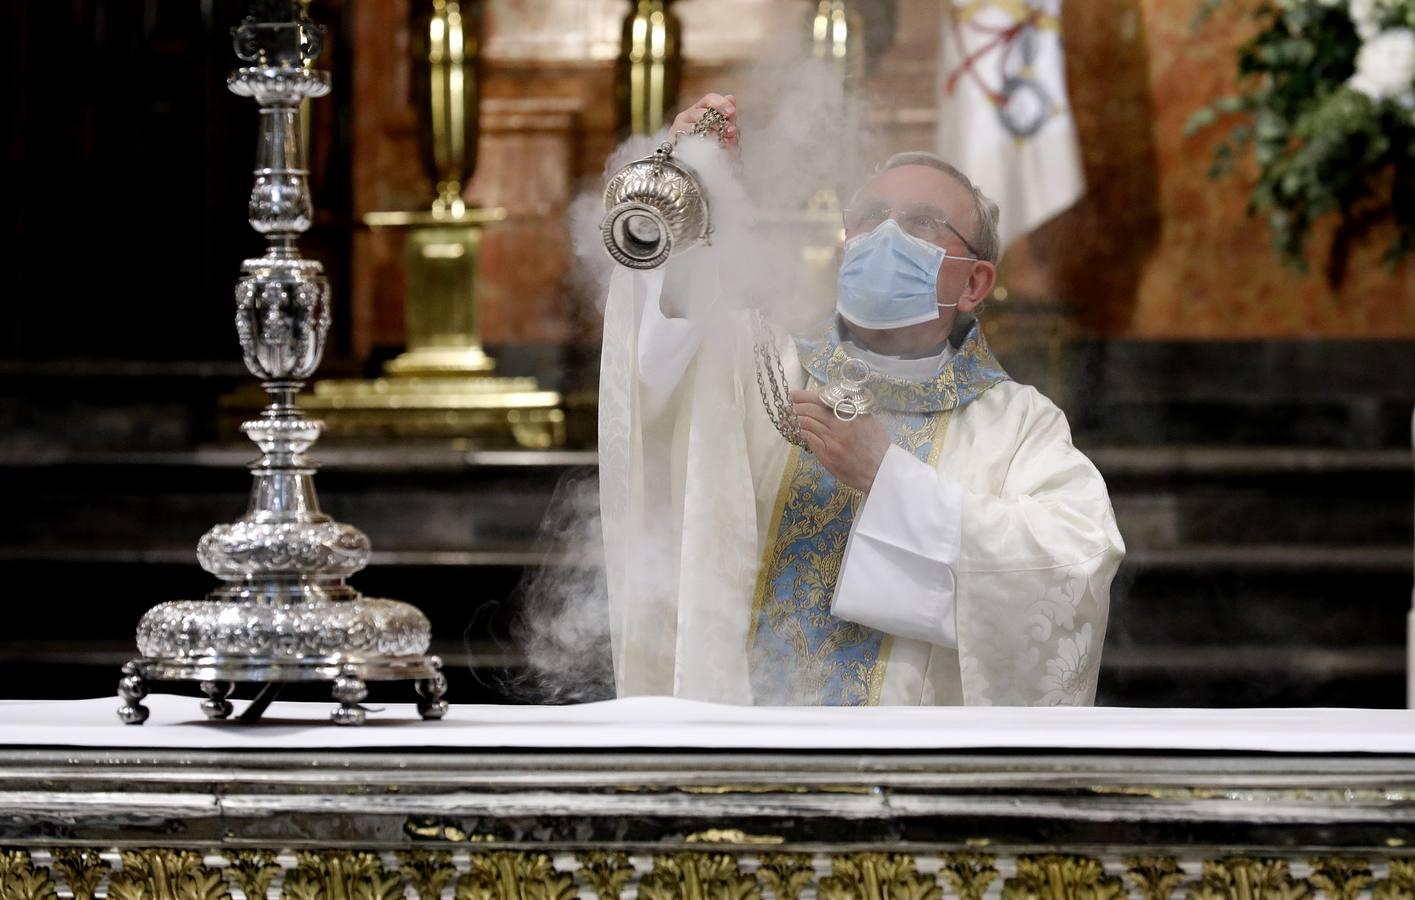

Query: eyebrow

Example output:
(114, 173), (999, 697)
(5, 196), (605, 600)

(849, 201), (950, 217)
(900, 203), (949, 217)
(850, 199), (889, 213)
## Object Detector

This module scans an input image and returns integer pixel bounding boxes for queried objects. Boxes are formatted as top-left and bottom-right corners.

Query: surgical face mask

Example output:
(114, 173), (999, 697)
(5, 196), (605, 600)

(835, 218), (977, 330)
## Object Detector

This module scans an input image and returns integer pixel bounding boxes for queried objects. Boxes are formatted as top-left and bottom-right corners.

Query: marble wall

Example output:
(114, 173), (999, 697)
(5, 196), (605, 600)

(1053, 0), (1415, 338)
(345, 0), (1414, 356)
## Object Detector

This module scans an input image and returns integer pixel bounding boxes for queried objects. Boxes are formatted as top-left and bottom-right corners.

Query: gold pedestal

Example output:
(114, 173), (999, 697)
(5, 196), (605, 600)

(305, 375), (565, 449)
(303, 209), (566, 449)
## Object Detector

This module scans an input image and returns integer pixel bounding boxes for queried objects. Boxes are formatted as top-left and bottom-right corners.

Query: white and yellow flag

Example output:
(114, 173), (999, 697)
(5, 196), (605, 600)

(935, 0), (1084, 251)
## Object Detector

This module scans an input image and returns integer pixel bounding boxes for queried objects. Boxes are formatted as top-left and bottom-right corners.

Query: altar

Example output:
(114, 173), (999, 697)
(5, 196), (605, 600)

(1, 697), (1413, 900)
(5, 0), (1415, 894)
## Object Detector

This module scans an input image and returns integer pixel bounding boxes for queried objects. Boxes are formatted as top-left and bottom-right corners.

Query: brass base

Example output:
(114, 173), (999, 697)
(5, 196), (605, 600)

(302, 375), (566, 448)
(383, 345), (496, 376)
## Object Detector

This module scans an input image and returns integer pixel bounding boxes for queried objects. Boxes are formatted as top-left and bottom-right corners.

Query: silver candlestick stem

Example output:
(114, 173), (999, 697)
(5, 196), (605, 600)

(117, 3), (447, 726)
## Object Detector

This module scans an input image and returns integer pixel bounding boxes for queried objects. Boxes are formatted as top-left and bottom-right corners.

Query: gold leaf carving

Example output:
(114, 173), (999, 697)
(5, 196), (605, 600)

(1309, 858), (1372, 900)
(686, 831), (784, 846)
(940, 853), (1000, 900)
(455, 853), (577, 900)
(282, 851), (403, 900)
(399, 850), (458, 900)
(0, 849), (58, 900)
(1004, 855), (1123, 900)
(1187, 859), (1310, 900)
(227, 850), (281, 900)
(757, 853), (815, 900)
(1126, 858), (1185, 900)
(404, 816), (470, 843)
(639, 853), (762, 900)
(577, 852), (637, 900)
(1374, 860), (1415, 900)
(820, 853), (940, 900)
(50, 848), (110, 900)
(108, 850), (231, 900)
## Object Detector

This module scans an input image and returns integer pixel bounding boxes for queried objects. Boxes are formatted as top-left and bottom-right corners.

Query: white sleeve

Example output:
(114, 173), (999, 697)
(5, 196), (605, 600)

(628, 264), (721, 418)
(831, 443), (964, 648)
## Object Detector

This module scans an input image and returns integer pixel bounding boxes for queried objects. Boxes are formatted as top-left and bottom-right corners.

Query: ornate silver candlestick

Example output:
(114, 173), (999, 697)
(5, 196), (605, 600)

(117, 3), (447, 726)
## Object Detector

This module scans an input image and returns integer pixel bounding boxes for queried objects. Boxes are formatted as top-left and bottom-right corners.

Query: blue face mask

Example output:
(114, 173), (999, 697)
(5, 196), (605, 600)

(836, 218), (975, 330)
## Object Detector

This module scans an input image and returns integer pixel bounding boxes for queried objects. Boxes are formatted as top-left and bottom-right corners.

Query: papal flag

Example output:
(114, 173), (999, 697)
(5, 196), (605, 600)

(936, 0), (1084, 251)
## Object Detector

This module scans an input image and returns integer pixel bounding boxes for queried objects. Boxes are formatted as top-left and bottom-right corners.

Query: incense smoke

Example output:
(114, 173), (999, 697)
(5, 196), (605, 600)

(506, 58), (886, 704)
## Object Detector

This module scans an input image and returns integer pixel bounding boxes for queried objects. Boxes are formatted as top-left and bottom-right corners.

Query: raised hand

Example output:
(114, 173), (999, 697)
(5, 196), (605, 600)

(670, 92), (739, 149)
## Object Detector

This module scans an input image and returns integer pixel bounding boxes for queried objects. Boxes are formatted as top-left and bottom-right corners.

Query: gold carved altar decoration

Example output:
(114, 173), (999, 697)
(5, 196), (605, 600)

(3, 849), (1413, 900)
(305, 0), (564, 449)
(615, 0), (682, 136)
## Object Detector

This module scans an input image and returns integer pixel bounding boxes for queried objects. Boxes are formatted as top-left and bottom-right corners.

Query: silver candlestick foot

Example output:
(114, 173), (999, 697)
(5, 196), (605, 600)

(117, 656), (447, 726)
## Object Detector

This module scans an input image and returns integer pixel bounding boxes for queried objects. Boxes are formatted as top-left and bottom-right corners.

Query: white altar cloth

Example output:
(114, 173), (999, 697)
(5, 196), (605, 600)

(0, 695), (1413, 753)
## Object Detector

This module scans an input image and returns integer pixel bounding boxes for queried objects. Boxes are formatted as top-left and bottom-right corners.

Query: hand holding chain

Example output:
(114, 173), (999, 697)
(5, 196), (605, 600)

(676, 106), (730, 146)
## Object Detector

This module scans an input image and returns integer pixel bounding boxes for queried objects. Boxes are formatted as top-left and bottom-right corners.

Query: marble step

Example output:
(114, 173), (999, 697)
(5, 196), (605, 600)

(0, 639), (517, 705)
(1063, 339), (1415, 449)
(6, 340), (1415, 450)
(1096, 644), (1407, 708)
(4, 445), (1409, 550)
(3, 545), (1406, 648)
(0, 638), (1403, 708)
(5, 542), (1407, 573)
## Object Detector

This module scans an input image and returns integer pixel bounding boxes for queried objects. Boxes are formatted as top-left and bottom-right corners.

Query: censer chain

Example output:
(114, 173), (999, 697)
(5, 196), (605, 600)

(752, 310), (805, 447)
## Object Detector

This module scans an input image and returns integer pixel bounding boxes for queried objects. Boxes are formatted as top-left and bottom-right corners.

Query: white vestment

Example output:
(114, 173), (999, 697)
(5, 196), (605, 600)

(598, 262), (1125, 706)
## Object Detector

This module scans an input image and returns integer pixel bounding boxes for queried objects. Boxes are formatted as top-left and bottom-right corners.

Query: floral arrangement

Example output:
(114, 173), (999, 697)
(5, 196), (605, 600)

(1187, 0), (1414, 275)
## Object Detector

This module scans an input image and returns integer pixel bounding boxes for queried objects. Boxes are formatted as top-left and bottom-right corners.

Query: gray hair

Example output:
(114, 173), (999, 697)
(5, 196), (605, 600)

(878, 151), (1002, 264)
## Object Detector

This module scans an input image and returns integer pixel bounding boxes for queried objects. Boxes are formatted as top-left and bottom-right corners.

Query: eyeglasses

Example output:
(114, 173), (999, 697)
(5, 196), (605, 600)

(843, 202), (984, 259)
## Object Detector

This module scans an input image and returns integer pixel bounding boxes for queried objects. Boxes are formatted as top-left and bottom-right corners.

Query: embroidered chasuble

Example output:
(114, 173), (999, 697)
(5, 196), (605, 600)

(747, 324), (1007, 705)
(599, 264), (1125, 707)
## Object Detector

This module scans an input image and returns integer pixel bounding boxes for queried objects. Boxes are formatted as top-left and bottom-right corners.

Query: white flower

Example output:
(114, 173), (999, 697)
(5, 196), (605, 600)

(1349, 28), (1415, 101)
(1350, 0), (1384, 40)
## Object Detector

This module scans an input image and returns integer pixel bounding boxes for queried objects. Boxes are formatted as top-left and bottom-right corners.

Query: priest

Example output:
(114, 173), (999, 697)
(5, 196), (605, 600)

(597, 92), (1125, 706)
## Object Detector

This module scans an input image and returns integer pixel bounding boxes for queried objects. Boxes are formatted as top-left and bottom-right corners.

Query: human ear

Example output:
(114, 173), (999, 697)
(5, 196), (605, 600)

(956, 260), (996, 313)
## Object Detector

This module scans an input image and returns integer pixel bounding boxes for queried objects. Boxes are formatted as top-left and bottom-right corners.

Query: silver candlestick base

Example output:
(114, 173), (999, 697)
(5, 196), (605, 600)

(117, 4), (446, 726)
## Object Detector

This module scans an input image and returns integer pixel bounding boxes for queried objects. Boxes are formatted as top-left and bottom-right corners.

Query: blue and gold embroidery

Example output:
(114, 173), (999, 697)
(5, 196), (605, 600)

(746, 320), (1008, 706)
(794, 318), (1009, 414)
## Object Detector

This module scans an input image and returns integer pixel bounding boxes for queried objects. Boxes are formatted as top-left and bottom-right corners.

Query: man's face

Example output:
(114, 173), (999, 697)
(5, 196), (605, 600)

(841, 165), (993, 351)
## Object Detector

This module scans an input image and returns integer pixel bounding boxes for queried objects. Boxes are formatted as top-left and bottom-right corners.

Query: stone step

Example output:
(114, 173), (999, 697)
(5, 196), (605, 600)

(1099, 446), (1411, 547)
(4, 545), (1405, 648)
(1109, 549), (1411, 648)
(0, 447), (595, 552)
(0, 639), (518, 705)
(1065, 340), (1415, 449)
(9, 441), (1403, 476)
(4, 445), (1409, 551)
(1097, 644), (1406, 709)
(6, 342), (1415, 450)
(0, 638), (1402, 708)
(8, 542), (1404, 574)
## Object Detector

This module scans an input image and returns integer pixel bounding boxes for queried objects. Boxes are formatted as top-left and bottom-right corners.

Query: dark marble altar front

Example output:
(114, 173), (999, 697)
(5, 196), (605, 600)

(2, 699), (1415, 900)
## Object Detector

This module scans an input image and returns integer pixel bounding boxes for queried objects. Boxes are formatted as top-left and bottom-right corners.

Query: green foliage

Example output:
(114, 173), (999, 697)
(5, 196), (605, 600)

(1190, 0), (1415, 275)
